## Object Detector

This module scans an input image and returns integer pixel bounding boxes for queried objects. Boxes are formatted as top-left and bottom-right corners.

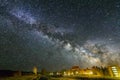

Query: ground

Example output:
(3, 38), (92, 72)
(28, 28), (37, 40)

(0, 75), (120, 80)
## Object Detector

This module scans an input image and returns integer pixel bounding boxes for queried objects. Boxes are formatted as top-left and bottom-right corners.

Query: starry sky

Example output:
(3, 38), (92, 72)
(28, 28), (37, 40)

(0, 0), (120, 71)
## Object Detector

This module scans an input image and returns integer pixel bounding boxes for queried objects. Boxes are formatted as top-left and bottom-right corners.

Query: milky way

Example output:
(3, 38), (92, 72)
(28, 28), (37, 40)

(0, 0), (120, 71)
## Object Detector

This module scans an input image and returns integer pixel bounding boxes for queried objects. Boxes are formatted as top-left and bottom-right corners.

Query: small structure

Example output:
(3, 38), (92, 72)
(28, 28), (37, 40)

(33, 66), (38, 75)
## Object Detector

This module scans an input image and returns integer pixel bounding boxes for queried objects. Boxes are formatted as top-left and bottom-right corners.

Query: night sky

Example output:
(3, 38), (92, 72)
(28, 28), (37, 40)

(0, 0), (120, 71)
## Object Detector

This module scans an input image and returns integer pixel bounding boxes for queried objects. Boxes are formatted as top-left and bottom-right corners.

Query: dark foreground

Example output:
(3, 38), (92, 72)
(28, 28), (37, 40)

(1, 76), (120, 80)
(73, 77), (120, 80)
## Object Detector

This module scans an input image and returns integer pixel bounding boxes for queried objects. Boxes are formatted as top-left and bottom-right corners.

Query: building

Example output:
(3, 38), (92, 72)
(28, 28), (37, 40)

(63, 66), (101, 77)
(108, 65), (120, 77)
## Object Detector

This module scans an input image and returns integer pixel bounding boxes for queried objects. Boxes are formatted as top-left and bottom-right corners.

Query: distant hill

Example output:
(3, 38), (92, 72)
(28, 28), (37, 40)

(0, 70), (35, 77)
(0, 70), (16, 77)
